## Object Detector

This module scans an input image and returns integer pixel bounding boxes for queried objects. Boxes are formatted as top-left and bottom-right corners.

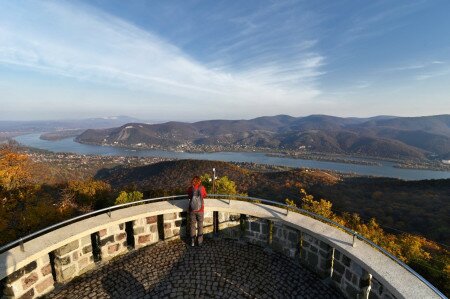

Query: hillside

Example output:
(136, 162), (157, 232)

(94, 159), (450, 245)
(76, 114), (450, 161)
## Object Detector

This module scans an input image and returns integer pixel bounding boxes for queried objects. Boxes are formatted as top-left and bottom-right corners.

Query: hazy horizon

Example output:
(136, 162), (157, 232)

(1, 1), (450, 120)
(2, 113), (450, 124)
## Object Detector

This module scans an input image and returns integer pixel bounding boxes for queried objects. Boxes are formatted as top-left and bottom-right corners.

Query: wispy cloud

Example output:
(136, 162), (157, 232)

(416, 69), (450, 81)
(0, 1), (325, 118)
(338, 1), (427, 46)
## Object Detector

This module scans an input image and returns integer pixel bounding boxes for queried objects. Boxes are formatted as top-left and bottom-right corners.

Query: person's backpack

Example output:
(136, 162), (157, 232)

(190, 187), (203, 211)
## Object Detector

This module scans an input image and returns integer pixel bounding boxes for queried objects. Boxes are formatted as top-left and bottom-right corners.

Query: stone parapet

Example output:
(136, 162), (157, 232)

(133, 216), (159, 249)
(243, 216), (269, 246)
(331, 249), (374, 298)
(53, 235), (95, 283)
(299, 231), (334, 279)
(163, 212), (186, 240)
(98, 224), (128, 261)
(0, 198), (439, 299)
(272, 221), (300, 258)
(2, 255), (53, 298)
(217, 212), (241, 239)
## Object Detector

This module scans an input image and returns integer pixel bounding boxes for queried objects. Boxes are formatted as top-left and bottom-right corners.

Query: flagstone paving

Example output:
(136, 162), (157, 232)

(45, 238), (342, 299)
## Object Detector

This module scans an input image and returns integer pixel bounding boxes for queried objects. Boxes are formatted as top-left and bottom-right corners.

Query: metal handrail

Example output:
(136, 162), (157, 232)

(0, 194), (446, 298)
(208, 194), (447, 299)
(0, 195), (187, 254)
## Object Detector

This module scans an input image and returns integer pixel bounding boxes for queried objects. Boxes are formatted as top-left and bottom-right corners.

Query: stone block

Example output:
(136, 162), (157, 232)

(345, 269), (353, 281)
(72, 251), (79, 262)
(334, 260), (345, 274)
(334, 250), (341, 261)
(319, 249), (331, 259)
(204, 217), (213, 225)
(133, 226), (145, 235)
(82, 245), (93, 254)
(288, 232), (298, 243)
(100, 235), (115, 246)
(99, 229), (107, 237)
(61, 265), (76, 280)
(41, 264), (52, 276)
(108, 244), (120, 254)
(346, 284), (361, 298)
(307, 252), (318, 268)
(55, 255), (71, 266)
(138, 234), (151, 244)
(6, 268), (25, 284)
(261, 223), (268, 234)
(21, 272), (38, 290)
(78, 256), (90, 269)
(23, 261), (37, 274)
(55, 240), (79, 256)
(35, 276), (54, 294)
(164, 213), (177, 220)
(351, 261), (363, 276)
(332, 272), (342, 284)
(250, 222), (260, 232)
(164, 229), (173, 238)
(119, 223), (124, 230)
(146, 216), (157, 224)
(150, 225), (157, 233)
(116, 233), (126, 241)
(164, 223), (172, 229)
(18, 288), (34, 299)
(342, 254), (351, 267)
(81, 235), (91, 246)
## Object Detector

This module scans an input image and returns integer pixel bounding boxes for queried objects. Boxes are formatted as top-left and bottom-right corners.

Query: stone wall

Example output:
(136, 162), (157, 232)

(0, 203), (412, 299)
(163, 212), (186, 240)
(300, 232), (333, 279)
(200, 211), (214, 237)
(53, 235), (95, 282)
(331, 249), (373, 298)
(98, 224), (128, 260)
(133, 216), (159, 249)
(272, 221), (300, 258)
(243, 216), (269, 246)
(2, 255), (54, 298)
(217, 212), (241, 239)
(370, 277), (396, 299)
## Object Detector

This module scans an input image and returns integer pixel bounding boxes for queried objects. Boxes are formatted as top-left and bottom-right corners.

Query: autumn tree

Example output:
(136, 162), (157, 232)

(115, 191), (143, 205)
(63, 179), (112, 210)
(200, 173), (247, 198)
(0, 146), (32, 192)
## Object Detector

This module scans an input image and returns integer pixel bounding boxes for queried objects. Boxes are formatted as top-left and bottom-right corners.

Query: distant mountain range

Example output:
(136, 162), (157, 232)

(75, 114), (450, 161)
(0, 116), (143, 133)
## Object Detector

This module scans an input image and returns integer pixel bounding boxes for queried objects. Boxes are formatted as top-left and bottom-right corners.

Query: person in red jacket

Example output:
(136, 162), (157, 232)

(187, 176), (207, 246)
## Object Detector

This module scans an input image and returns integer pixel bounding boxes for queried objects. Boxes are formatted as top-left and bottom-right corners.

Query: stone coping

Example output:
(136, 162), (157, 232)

(0, 198), (439, 299)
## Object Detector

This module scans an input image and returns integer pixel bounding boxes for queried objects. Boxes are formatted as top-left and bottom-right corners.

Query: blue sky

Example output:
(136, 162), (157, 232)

(0, 0), (449, 121)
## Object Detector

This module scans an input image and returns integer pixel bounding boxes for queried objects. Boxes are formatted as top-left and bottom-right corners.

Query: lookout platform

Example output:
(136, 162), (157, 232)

(45, 238), (341, 298)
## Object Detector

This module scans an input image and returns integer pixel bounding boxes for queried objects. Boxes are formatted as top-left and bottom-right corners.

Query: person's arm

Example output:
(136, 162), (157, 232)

(187, 186), (193, 199)
(201, 186), (207, 198)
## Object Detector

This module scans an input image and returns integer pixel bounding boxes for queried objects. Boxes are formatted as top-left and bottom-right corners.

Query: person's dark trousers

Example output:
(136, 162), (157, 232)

(189, 211), (204, 244)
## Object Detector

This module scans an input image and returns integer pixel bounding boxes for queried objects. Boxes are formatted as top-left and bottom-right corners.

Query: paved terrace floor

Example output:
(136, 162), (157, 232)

(44, 238), (342, 299)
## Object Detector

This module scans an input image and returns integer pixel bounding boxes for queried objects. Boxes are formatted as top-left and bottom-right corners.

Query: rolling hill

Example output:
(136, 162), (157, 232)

(76, 114), (450, 161)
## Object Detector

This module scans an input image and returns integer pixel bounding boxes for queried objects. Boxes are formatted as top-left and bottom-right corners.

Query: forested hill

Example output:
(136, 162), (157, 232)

(76, 114), (450, 161)
(95, 159), (450, 245)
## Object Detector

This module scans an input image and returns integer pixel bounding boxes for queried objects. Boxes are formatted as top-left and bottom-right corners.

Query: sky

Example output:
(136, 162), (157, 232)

(0, 0), (449, 121)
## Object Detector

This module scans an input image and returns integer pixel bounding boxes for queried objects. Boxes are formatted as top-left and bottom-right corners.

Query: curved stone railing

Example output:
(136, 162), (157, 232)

(0, 195), (445, 299)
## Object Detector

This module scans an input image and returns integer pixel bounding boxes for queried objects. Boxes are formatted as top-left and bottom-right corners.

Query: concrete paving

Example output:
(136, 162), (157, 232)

(44, 238), (342, 299)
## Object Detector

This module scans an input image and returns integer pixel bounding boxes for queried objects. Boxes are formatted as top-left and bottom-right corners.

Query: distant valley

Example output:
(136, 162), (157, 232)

(75, 114), (450, 165)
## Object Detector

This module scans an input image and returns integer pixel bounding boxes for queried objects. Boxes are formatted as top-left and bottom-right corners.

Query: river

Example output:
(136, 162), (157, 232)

(15, 134), (450, 180)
